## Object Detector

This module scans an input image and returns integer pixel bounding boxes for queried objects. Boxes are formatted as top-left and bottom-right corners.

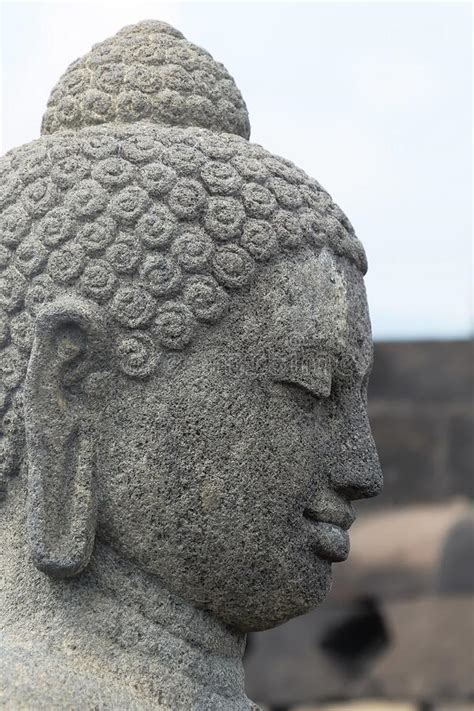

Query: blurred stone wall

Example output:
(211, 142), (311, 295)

(367, 340), (473, 507)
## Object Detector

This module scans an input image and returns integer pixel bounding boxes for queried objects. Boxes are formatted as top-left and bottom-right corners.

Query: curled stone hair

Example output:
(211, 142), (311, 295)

(0, 20), (367, 496)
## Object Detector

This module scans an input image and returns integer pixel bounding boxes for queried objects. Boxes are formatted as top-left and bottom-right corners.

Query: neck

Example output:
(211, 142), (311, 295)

(1, 486), (251, 710)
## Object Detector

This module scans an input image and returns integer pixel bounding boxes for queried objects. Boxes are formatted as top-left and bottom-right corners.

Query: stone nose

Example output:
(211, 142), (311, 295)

(328, 408), (383, 501)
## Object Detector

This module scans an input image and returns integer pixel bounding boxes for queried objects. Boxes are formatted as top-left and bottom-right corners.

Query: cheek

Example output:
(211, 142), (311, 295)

(195, 385), (318, 512)
(99, 377), (321, 533)
(96, 381), (335, 625)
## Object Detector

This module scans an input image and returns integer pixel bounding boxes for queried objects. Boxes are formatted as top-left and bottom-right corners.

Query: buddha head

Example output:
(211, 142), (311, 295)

(0, 21), (382, 633)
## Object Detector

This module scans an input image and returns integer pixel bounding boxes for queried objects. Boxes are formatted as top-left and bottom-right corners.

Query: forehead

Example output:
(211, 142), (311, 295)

(245, 248), (373, 377)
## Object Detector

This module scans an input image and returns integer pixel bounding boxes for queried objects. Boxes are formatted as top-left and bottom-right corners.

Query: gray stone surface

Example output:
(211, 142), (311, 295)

(0, 20), (381, 709)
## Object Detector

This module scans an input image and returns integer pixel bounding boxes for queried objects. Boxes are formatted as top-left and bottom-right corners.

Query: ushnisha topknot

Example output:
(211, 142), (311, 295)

(0, 21), (367, 498)
(41, 20), (251, 139)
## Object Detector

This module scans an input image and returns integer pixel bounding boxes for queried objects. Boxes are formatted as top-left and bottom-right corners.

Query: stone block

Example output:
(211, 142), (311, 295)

(367, 413), (445, 505)
(448, 413), (474, 498)
(369, 341), (473, 404)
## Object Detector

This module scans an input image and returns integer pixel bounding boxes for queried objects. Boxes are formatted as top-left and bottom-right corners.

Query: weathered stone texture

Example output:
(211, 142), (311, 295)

(0, 123), (366, 502)
(0, 19), (381, 710)
(42, 20), (251, 139)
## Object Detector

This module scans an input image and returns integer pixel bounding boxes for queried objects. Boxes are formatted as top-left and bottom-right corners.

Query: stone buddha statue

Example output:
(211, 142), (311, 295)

(0, 20), (382, 710)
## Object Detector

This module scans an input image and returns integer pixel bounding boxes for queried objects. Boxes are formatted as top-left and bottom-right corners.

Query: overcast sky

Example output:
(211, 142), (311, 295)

(1, 1), (472, 341)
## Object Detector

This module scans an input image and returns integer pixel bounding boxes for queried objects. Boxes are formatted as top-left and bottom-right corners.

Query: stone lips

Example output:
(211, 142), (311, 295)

(0, 121), (366, 497)
(41, 20), (251, 140)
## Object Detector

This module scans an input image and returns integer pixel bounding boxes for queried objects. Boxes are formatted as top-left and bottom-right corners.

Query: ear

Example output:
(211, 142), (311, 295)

(24, 297), (109, 578)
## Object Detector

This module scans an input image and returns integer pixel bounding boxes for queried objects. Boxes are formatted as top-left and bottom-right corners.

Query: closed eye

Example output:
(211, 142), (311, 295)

(274, 377), (331, 401)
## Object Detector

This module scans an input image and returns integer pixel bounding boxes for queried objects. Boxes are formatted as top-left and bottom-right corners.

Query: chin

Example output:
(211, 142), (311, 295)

(215, 557), (333, 632)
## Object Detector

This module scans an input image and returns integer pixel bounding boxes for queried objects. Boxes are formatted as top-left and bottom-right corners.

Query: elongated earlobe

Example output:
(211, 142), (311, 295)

(24, 298), (108, 577)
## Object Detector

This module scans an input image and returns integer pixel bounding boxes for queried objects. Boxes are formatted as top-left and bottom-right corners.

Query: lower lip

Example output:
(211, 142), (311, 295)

(306, 520), (350, 562)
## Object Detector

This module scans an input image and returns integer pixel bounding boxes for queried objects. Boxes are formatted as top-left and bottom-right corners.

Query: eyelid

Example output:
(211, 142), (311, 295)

(275, 376), (332, 400)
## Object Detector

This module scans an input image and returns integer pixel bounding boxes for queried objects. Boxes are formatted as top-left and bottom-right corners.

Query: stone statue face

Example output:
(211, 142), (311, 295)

(93, 248), (381, 631)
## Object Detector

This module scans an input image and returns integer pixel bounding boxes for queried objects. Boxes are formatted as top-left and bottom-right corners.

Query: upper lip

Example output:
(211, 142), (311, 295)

(303, 505), (355, 531)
